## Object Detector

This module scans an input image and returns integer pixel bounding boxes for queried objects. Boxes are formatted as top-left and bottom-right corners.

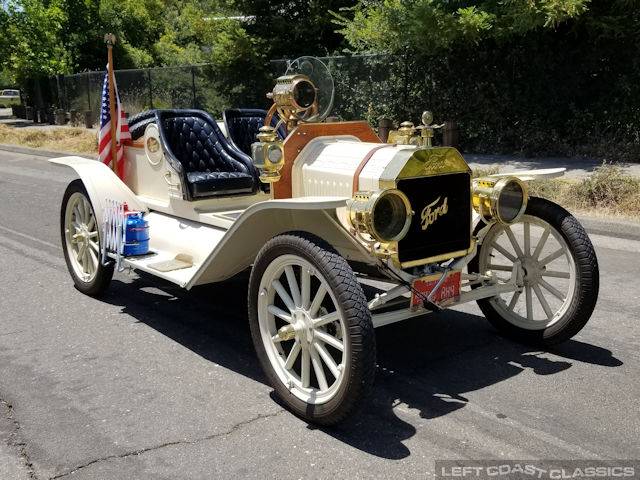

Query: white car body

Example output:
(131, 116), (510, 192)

(51, 122), (565, 327)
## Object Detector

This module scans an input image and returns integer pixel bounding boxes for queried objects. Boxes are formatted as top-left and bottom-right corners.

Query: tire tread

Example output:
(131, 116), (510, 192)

(60, 180), (114, 296)
(469, 197), (599, 346)
(248, 231), (375, 425)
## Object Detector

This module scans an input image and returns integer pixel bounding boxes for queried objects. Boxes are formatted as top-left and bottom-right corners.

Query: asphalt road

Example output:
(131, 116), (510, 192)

(1, 149), (639, 480)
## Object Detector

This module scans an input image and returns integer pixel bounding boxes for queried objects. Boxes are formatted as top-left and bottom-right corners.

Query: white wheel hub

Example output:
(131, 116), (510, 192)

(521, 256), (544, 285)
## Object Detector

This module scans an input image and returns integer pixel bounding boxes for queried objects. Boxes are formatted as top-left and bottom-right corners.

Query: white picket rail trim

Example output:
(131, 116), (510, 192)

(101, 199), (126, 271)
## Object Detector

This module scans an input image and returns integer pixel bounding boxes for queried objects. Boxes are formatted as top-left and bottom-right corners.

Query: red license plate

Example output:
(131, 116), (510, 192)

(410, 270), (461, 308)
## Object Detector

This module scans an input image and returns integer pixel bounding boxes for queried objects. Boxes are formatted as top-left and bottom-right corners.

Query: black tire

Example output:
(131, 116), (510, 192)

(248, 232), (376, 425)
(129, 116), (156, 140)
(60, 180), (114, 296)
(127, 109), (156, 126)
(468, 197), (599, 346)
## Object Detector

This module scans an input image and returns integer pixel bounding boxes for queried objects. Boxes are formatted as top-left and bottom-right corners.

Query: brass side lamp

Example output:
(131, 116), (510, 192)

(251, 125), (285, 183)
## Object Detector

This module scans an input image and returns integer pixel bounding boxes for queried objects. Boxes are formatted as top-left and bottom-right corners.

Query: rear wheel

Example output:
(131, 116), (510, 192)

(468, 197), (599, 345)
(248, 232), (375, 425)
(60, 180), (113, 295)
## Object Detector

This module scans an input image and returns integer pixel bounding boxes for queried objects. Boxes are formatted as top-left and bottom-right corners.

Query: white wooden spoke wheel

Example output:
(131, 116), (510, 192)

(479, 215), (576, 329)
(60, 180), (113, 295)
(258, 254), (347, 404)
(249, 233), (375, 425)
(470, 197), (599, 345)
(64, 191), (100, 282)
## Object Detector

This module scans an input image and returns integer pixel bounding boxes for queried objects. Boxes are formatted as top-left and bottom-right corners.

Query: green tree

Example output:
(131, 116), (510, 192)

(333, 0), (591, 54)
(98, 0), (165, 68)
(234, 0), (358, 58)
(332, 0), (639, 158)
(0, 6), (15, 86)
(4, 0), (72, 84)
(58, 0), (104, 71)
(0, 5), (9, 67)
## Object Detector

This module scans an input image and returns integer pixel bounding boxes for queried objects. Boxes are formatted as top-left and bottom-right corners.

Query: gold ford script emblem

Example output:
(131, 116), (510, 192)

(421, 196), (448, 231)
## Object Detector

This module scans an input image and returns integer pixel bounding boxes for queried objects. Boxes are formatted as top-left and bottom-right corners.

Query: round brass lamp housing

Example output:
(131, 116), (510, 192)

(347, 189), (413, 243)
(473, 176), (528, 225)
(271, 74), (318, 115)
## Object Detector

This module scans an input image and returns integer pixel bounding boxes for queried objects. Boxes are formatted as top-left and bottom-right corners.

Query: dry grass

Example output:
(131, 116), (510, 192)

(474, 163), (640, 221)
(0, 124), (97, 154)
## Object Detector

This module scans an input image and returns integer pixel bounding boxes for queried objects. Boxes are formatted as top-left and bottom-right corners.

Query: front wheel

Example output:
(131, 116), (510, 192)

(61, 180), (114, 295)
(468, 197), (599, 346)
(248, 232), (376, 425)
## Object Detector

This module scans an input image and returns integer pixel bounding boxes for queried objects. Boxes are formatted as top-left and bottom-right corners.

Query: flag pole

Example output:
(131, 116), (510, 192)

(104, 33), (118, 175)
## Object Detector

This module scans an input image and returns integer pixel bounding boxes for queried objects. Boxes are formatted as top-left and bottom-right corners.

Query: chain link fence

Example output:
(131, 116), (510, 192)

(48, 64), (271, 125)
(34, 54), (426, 128)
(25, 51), (636, 158)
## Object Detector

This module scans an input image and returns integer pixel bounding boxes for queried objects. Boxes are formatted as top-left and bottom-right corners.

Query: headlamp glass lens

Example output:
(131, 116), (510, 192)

(293, 80), (316, 109)
(373, 192), (409, 241)
(498, 180), (524, 223)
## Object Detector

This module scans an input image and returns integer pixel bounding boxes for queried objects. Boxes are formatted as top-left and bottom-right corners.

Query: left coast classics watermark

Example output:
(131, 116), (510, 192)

(434, 460), (639, 479)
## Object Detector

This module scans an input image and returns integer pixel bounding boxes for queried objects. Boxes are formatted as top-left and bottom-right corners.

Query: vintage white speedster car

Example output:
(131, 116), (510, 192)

(52, 58), (599, 425)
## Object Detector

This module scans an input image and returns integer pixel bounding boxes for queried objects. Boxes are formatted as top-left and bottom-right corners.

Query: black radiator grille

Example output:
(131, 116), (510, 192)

(397, 172), (472, 265)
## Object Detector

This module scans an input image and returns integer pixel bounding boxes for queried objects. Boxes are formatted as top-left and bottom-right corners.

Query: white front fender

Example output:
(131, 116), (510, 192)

(489, 167), (566, 181)
(188, 197), (373, 287)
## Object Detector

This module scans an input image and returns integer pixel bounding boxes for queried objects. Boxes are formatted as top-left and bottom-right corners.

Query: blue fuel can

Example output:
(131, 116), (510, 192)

(123, 211), (149, 256)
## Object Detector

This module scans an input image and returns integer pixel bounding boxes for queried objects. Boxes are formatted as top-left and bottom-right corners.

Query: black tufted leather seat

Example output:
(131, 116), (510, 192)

(223, 108), (286, 156)
(156, 110), (258, 200)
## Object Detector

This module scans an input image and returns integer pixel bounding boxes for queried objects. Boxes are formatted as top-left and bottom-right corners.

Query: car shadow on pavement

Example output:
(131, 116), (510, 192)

(102, 272), (265, 385)
(100, 272), (622, 461)
(317, 312), (622, 459)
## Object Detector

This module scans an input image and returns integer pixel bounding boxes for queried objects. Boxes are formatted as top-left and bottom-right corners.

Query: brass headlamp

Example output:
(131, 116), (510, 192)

(251, 126), (284, 183)
(347, 189), (413, 243)
(265, 74), (319, 130)
(473, 176), (528, 225)
(270, 74), (317, 112)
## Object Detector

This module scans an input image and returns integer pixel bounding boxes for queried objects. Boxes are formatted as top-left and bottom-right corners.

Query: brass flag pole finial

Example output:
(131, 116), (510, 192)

(104, 33), (118, 174)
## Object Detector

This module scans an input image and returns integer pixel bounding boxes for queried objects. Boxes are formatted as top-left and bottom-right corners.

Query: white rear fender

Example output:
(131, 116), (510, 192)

(50, 156), (148, 242)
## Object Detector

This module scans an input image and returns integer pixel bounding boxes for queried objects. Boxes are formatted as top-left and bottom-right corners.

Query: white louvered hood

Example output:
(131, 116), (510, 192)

(291, 136), (410, 198)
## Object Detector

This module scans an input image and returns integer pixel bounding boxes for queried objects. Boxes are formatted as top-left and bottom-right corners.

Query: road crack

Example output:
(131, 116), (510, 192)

(1, 398), (40, 480)
(51, 409), (285, 479)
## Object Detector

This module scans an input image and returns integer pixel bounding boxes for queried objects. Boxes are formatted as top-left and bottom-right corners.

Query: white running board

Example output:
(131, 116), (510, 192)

(118, 211), (226, 287)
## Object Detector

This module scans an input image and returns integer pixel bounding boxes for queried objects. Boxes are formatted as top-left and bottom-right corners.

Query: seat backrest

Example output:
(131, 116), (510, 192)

(223, 108), (286, 156)
(161, 112), (251, 176)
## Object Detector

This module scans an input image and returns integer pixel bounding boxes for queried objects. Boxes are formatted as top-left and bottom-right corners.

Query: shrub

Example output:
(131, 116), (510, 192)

(575, 162), (640, 208)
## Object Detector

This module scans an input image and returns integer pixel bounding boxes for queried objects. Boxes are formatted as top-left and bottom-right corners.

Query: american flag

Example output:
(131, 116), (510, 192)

(98, 64), (131, 178)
